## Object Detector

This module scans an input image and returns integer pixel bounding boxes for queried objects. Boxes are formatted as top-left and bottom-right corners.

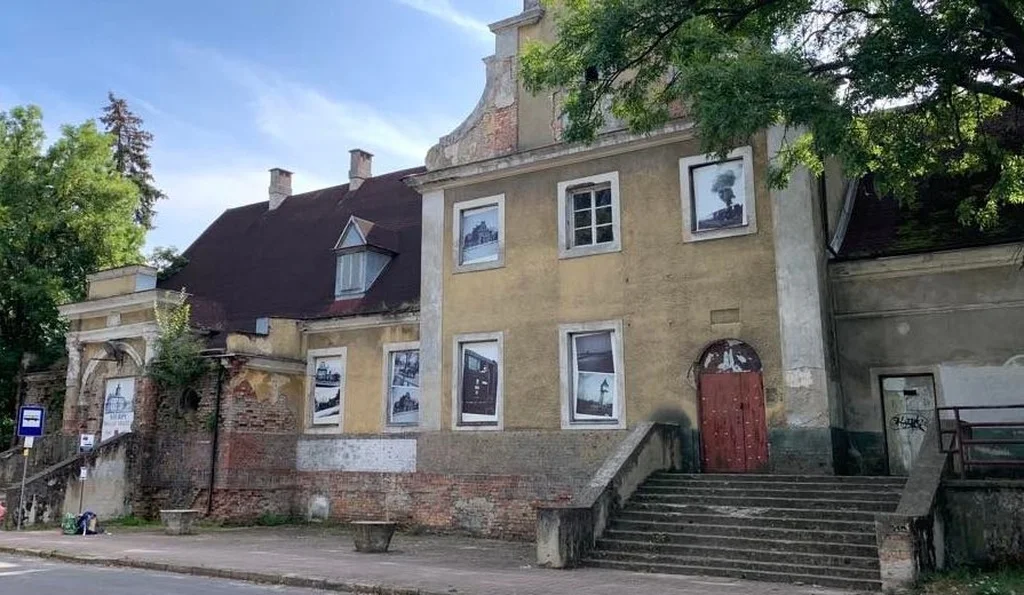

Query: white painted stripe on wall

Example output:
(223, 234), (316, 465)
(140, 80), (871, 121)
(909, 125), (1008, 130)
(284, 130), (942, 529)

(296, 438), (417, 473)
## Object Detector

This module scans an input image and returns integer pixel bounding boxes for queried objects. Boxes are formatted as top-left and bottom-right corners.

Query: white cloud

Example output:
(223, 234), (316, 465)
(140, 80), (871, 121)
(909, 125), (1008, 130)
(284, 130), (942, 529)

(172, 42), (450, 171)
(395, 0), (493, 42)
(143, 42), (462, 252)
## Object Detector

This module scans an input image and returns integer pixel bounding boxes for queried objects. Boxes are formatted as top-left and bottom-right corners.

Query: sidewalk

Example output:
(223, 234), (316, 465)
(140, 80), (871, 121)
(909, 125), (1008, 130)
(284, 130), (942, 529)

(0, 525), (856, 594)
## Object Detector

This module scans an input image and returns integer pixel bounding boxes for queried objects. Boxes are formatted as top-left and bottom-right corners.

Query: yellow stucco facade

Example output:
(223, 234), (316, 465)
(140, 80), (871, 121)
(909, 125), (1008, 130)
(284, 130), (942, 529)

(437, 136), (785, 432)
(305, 322), (419, 434)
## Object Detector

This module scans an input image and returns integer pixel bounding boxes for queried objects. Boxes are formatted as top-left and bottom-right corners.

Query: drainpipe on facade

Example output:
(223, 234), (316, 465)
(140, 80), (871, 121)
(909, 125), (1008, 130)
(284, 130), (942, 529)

(206, 359), (225, 515)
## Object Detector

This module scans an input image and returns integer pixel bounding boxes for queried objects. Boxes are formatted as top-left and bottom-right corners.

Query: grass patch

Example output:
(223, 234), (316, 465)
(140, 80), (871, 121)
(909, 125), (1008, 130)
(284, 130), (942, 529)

(919, 567), (1024, 595)
(253, 513), (293, 527)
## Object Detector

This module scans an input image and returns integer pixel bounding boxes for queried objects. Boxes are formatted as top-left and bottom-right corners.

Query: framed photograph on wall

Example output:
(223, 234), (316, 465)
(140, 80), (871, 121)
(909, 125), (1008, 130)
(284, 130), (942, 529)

(453, 334), (503, 428)
(691, 158), (747, 232)
(387, 349), (420, 426)
(312, 356), (343, 425)
(679, 146), (757, 243)
(460, 206), (499, 265)
(571, 331), (618, 422)
(452, 195), (505, 273)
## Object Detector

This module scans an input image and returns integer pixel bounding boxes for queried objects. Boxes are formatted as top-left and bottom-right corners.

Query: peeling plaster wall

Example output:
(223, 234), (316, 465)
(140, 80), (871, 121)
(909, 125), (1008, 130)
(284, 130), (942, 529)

(830, 245), (1024, 474)
(516, 9), (558, 152)
(226, 318), (303, 359)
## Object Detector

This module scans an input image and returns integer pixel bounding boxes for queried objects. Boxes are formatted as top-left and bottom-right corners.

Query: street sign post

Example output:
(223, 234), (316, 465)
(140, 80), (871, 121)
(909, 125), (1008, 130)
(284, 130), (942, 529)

(15, 406), (44, 531)
(16, 406), (44, 438)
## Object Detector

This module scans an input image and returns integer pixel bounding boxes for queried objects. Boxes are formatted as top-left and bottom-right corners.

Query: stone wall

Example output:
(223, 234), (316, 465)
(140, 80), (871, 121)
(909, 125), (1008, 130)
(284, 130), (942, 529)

(941, 479), (1024, 567)
(1, 432), (140, 528)
(0, 434), (77, 488)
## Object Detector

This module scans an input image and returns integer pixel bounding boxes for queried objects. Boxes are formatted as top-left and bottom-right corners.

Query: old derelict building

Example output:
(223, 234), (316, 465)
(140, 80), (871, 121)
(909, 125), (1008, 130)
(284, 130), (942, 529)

(11, 0), (1024, 589)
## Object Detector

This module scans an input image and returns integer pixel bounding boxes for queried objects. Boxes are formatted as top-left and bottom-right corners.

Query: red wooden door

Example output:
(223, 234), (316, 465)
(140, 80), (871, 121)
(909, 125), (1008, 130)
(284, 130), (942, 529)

(699, 371), (768, 473)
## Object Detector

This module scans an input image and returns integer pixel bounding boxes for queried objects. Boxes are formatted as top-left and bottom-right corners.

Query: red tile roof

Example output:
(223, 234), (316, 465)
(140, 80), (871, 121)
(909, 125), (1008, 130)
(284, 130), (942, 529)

(160, 167), (424, 336)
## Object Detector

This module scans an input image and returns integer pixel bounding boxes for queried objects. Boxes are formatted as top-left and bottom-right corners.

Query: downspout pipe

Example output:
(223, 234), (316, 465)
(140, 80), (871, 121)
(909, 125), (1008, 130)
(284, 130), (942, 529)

(206, 359), (225, 515)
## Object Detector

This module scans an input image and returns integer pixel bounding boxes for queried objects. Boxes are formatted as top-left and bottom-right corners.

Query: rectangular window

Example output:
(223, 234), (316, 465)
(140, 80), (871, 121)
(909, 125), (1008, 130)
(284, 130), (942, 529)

(570, 184), (614, 248)
(557, 172), (621, 259)
(559, 321), (625, 429)
(336, 252), (365, 295)
(453, 334), (503, 429)
(386, 349), (420, 426)
(335, 250), (390, 298)
(452, 195), (505, 273)
(311, 355), (343, 426)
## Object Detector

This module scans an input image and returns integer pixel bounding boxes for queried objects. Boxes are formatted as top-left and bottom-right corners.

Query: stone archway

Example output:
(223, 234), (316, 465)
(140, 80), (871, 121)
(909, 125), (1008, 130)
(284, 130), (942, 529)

(696, 339), (768, 473)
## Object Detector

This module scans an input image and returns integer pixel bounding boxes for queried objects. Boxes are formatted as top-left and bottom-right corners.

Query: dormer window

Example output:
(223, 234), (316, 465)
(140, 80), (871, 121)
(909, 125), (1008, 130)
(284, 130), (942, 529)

(334, 216), (396, 299)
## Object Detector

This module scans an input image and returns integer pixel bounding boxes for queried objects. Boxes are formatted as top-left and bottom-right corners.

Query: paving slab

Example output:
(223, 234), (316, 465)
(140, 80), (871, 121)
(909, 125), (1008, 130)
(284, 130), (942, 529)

(0, 526), (864, 594)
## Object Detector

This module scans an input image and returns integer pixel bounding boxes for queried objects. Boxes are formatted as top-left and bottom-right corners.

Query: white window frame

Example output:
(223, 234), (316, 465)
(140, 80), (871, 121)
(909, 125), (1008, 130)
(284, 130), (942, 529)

(452, 194), (505, 273)
(335, 249), (390, 299)
(451, 331), (504, 431)
(336, 251), (366, 296)
(557, 171), (622, 259)
(679, 146), (757, 243)
(559, 320), (626, 430)
(305, 347), (347, 433)
(381, 340), (421, 432)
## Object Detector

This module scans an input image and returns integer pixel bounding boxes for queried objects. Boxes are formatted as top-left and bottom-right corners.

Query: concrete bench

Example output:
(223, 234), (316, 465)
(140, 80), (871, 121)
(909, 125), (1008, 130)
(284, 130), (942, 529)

(351, 521), (397, 553)
(159, 509), (202, 535)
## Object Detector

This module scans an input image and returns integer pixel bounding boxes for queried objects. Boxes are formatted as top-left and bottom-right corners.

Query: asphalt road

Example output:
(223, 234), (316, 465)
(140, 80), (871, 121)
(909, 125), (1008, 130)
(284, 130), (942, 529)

(0, 554), (325, 594)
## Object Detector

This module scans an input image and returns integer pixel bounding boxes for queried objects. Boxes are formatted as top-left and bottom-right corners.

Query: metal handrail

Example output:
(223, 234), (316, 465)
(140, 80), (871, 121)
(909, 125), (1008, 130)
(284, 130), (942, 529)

(935, 404), (1024, 479)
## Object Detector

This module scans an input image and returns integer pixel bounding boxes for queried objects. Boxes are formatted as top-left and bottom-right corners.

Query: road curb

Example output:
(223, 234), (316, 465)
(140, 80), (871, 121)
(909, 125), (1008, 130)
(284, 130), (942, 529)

(0, 545), (449, 594)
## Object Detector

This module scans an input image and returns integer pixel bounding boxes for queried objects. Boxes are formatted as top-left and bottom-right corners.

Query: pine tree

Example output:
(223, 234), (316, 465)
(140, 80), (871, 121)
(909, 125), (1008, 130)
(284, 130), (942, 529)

(101, 92), (166, 229)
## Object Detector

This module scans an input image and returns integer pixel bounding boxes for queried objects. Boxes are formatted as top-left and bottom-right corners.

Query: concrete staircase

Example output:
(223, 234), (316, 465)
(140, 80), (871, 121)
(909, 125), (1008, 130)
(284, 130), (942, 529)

(585, 472), (906, 591)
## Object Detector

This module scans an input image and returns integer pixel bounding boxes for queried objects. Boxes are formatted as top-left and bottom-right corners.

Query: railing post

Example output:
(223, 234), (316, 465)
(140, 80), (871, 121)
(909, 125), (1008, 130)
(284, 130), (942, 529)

(955, 409), (966, 479)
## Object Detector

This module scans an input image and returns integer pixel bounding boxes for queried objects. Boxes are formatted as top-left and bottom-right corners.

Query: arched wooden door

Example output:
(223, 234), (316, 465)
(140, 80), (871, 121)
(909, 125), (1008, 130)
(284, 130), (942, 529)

(697, 340), (768, 473)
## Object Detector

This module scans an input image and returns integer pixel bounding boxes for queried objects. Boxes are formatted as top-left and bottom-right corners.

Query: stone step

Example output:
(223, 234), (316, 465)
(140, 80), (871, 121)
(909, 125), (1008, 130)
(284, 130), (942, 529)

(643, 476), (906, 493)
(653, 472), (906, 487)
(584, 556), (882, 591)
(610, 518), (877, 545)
(636, 484), (902, 502)
(602, 528), (879, 556)
(631, 492), (898, 513)
(610, 507), (876, 532)
(623, 502), (880, 523)
(595, 538), (880, 570)
(588, 549), (881, 580)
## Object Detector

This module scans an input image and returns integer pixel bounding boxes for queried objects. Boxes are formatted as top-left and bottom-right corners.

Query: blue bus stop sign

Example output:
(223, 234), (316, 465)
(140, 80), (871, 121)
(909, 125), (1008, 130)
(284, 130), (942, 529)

(17, 405), (45, 438)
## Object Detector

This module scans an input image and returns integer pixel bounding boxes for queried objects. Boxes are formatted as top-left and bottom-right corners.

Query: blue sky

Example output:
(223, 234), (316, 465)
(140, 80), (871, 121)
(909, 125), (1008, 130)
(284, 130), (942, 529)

(0, 0), (522, 252)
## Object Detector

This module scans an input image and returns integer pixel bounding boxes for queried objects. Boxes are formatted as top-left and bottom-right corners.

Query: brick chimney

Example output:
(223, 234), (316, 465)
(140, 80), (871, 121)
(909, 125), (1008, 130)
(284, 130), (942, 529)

(349, 149), (373, 191)
(268, 168), (293, 210)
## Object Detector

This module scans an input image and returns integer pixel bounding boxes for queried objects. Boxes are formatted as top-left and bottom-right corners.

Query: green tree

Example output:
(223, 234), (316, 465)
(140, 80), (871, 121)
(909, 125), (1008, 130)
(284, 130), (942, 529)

(521, 0), (1024, 227)
(148, 246), (189, 281)
(147, 292), (210, 410)
(101, 92), (166, 229)
(0, 105), (143, 443)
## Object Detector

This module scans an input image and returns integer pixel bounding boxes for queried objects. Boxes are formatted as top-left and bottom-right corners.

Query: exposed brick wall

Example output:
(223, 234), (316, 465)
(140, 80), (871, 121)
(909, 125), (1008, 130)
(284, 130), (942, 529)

(296, 471), (578, 540)
(123, 355), (623, 541)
